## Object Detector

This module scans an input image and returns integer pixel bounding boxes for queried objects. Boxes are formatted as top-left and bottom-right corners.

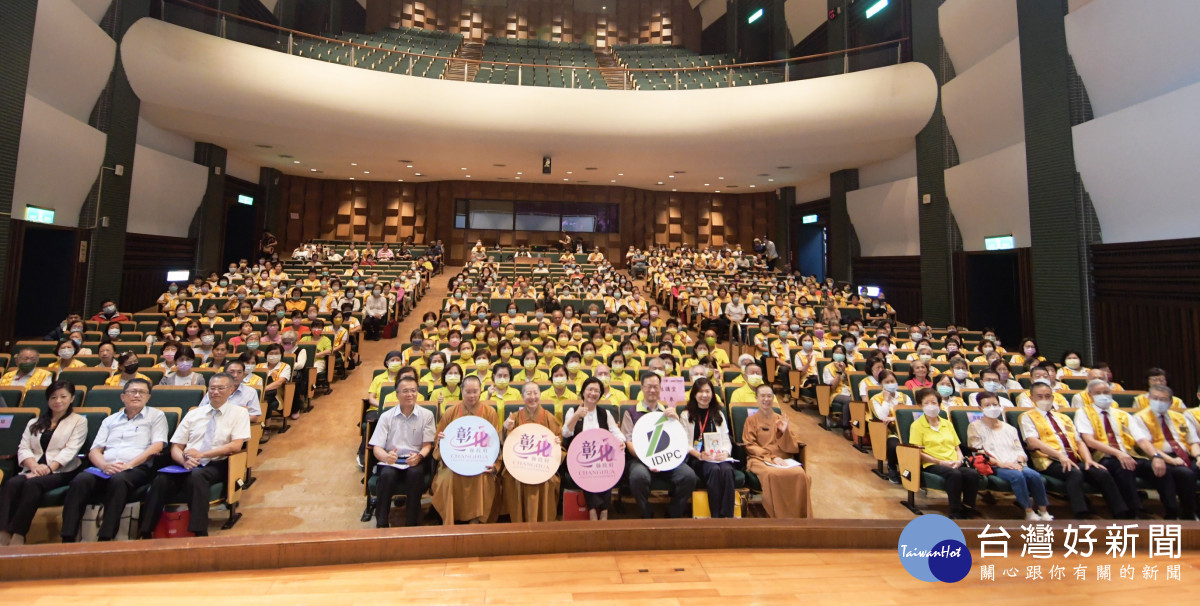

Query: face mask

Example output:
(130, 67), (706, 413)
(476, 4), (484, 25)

(983, 406), (1003, 419)
(652, 369), (666, 378)
(551, 376), (568, 388)
(107, 328), (121, 338)
(1024, 346), (1037, 357)
(936, 384), (954, 398)
(1092, 394), (1113, 410)
(201, 287), (210, 294)
(882, 382), (898, 393)
(918, 354), (932, 363)
(123, 362), (139, 374)
(983, 381), (1002, 392)
(813, 329), (825, 339)
(1035, 399), (1055, 412)
(445, 374), (461, 386)
(923, 404), (941, 418)
(877, 345), (890, 354)
(247, 341), (260, 350)
(910, 333), (922, 341)
(176, 310), (188, 318)
(175, 360), (193, 372)
(59, 349), (74, 359)
(169, 286), (178, 293)
(557, 337), (569, 346)
(430, 362), (444, 373)
(1149, 399), (1171, 415)
(104, 305), (116, 314)
(747, 374), (763, 387)
(612, 363), (624, 374)
(276, 310), (286, 318)
(523, 360), (537, 370)
(947, 345), (959, 354)
(201, 335), (214, 346)
(953, 368), (968, 381)
(1066, 359), (1081, 370)
(449, 312), (460, 319)
(830, 353), (845, 363)
(778, 330), (788, 339)
(802, 342), (814, 352)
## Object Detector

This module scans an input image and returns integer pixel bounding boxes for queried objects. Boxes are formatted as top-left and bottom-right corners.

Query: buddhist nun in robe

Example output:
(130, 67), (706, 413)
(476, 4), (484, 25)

(432, 376), (499, 524)
(742, 383), (813, 518)
(499, 383), (563, 522)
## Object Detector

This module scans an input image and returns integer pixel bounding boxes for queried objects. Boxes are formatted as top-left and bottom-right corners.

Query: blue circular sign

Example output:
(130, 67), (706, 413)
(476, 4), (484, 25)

(897, 514), (972, 583)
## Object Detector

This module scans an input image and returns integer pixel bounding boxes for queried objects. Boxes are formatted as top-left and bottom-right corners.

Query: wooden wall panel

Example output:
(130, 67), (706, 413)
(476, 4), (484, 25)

(277, 176), (774, 266)
(1093, 237), (1200, 406)
(851, 255), (922, 326)
(120, 233), (197, 313)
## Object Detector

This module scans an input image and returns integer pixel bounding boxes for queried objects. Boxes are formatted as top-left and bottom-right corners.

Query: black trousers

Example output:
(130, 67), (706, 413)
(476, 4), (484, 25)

(363, 315), (385, 339)
(691, 459), (736, 518)
(1095, 456), (1142, 514)
(886, 436), (899, 470)
(374, 461), (427, 527)
(628, 460), (698, 519)
(1041, 460), (1130, 518)
(139, 460), (228, 536)
(61, 466), (155, 541)
(584, 488), (613, 512)
(0, 470), (78, 535)
(924, 464), (980, 516)
(1136, 459), (1197, 519)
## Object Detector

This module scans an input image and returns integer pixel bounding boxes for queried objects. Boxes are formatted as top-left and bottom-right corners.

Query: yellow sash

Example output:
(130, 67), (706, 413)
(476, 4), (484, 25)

(1023, 410), (1079, 471)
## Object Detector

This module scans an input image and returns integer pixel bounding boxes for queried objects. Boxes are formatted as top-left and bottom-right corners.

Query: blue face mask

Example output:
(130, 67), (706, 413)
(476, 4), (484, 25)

(936, 384), (954, 398)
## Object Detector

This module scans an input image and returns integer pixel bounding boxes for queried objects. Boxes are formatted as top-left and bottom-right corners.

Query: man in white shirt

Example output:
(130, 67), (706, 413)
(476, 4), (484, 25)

(61, 379), (167, 542)
(969, 370), (1016, 407)
(368, 376), (435, 527)
(200, 360), (263, 424)
(138, 373), (250, 537)
(1072, 379), (1144, 517)
(1130, 385), (1199, 520)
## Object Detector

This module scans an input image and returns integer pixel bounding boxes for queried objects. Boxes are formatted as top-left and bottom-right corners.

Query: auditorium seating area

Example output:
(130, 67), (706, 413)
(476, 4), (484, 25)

(473, 37), (608, 89)
(292, 26), (462, 78)
(612, 44), (784, 90)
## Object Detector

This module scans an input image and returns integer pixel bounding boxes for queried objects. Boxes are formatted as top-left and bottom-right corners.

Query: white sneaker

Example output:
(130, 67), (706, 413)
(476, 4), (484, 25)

(1025, 511), (1041, 521)
(1038, 511), (1055, 521)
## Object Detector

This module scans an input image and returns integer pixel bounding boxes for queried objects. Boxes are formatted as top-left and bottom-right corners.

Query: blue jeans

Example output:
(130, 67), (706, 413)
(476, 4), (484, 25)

(993, 466), (1048, 510)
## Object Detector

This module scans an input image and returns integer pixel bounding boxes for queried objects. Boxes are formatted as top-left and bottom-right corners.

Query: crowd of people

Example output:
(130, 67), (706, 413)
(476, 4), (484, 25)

(0, 247), (431, 545)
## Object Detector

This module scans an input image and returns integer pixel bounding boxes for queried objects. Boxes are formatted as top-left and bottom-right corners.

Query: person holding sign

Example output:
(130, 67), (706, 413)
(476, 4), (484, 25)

(368, 376), (435, 528)
(499, 383), (563, 522)
(432, 376), (499, 524)
(680, 378), (736, 518)
(620, 372), (697, 518)
(743, 383), (812, 518)
(564, 377), (626, 519)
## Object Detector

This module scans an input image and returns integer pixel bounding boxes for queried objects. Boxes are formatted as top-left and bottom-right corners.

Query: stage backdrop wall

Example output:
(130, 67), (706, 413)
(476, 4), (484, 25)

(276, 175), (776, 265)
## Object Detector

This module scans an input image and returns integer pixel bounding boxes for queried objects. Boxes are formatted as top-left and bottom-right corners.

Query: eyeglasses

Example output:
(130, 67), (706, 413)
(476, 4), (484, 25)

(208, 385), (231, 392)
(124, 390), (150, 397)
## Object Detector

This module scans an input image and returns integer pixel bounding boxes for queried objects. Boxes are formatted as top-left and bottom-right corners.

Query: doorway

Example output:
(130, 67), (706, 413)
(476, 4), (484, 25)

(794, 224), (826, 281)
(223, 202), (256, 268)
(964, 252), (1022, 348)
(14, 226), (78, 340)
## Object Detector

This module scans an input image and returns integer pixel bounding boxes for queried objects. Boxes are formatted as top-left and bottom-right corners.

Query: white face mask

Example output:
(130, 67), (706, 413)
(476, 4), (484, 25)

(1092, 394), (1113, 410)
(1035, 398), (1055, 413)
(982, 406), (1003, 419)
(1149, 399), (1171, 415)
(953, 368), (969, 381)
(923, 404), (941, 418)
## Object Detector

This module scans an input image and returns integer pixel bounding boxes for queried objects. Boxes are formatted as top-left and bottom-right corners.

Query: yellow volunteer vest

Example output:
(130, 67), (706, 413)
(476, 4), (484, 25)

(0, 368), (52, 391)
(1023, 410), (1080, 471)
(1133, 393), (1186, 413)
(1133, 407), (1191, 453)
(1080, 404), (1138, 459)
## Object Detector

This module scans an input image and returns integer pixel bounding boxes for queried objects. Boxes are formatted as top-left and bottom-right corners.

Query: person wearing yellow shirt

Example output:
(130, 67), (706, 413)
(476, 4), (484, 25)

(421, 353), (448, 387)
(562, 352), (589, 390)
(591, 365), (629, 402)
(470, 352), (493, 385)
(514, 352), (549, 384)
(543, 365), (578, 408)
(47, 342), (87, 377)
(1019, 382), (1131, 519)
(729, 364), (772, 404)
(869, 371), (912, 484)
(484, 363), (523, 402)
(105, 352), (151, 388)
(607, 352), (635, 392)
(1058, 351), (1091, 379)
(1009, 338), (1045, 368)
(366, 351), (405, 415)
(428, 364), (464, 407)
(697, 330), (730, 367)
(1132, 368), (1188, 412)
(1016, 366), (1070, 409)
(579, 343), (602, 372)
(908, 388), (981, 519)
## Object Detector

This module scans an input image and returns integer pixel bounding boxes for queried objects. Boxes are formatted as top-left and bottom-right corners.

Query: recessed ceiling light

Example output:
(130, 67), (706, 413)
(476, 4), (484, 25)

(768, 178), (774, 182)
(363, 171), (369, 174)
(398, 179), (404, 182)
(718, 177), (724, 180)
(465, 175), (471, 178)
(567, 171), (573, 175)
(351, 162), (357, 166)
(668, 175), (675, 179)
(618, 173), (624, 176)
(611, 180), (616, 183)
(516, 172), (523, 175)
(349, 177), (355, 180)
(749, 185), (756, 188)
(563, 178), (569, 181)
(293, 160), (300, 164)
(671, 188), (677, 192)
(515, 177), (521, 180)
(657, 181), (663, 185)
(406, 164), (413, 168)
(714, 190), (721, 193)
(704, 183), (710, 186)
(310, 168), (317, 172)
(414, 172), (422, 176)
(461, 167), (467, 170)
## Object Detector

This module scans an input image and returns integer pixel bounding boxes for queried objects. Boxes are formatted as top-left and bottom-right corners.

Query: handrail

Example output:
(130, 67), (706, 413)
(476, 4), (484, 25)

(161, 0), (908, 86)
